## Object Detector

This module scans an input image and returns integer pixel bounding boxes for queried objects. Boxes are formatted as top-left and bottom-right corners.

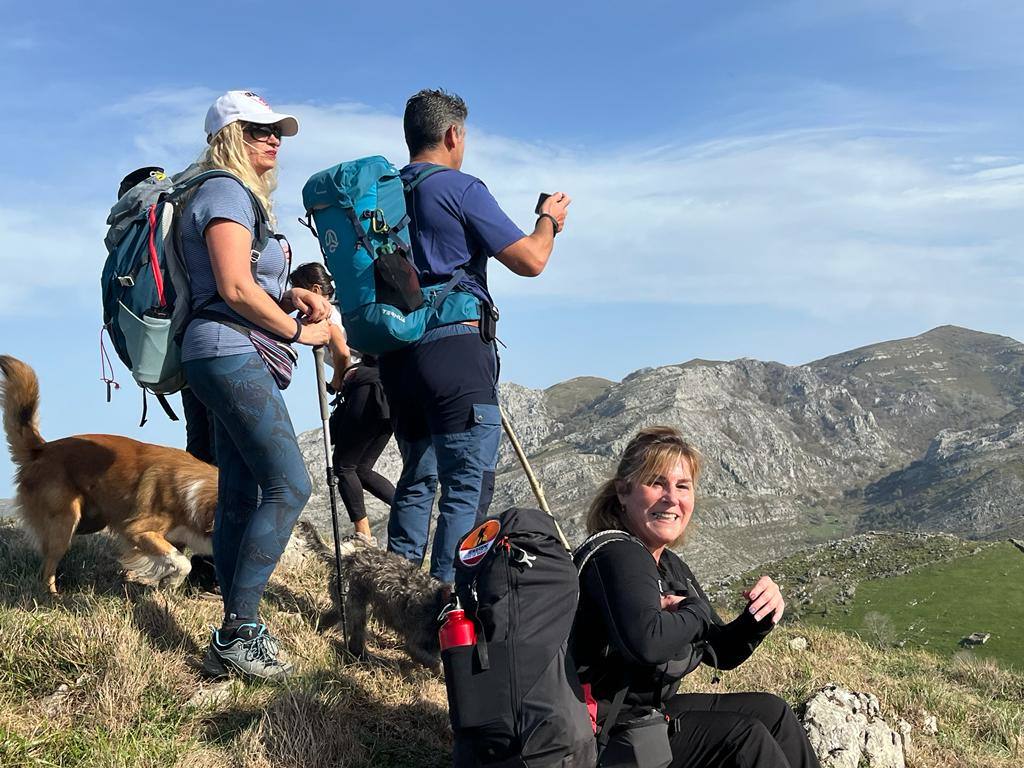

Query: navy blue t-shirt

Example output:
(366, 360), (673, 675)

(400, 163), (525, 304)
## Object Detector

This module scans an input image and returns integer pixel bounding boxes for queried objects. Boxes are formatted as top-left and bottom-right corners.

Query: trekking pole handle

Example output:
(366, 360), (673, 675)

(313, 346), (331, 421)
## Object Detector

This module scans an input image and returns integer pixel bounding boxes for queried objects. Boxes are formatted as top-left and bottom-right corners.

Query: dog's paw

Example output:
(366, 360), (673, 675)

(122, 549), (192, 589)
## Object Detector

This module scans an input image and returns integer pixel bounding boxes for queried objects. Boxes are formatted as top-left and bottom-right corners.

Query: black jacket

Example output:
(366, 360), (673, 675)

(339, 358), (390, 420)
(574, 536), (774, 726)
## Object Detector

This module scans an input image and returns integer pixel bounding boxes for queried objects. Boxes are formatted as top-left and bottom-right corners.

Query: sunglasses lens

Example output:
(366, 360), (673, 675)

(245, 124), (281, 140)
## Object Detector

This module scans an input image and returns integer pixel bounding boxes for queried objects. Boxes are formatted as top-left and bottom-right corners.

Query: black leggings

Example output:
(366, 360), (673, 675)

(330, 383), (395, 523)
(664, 692), (819, 768)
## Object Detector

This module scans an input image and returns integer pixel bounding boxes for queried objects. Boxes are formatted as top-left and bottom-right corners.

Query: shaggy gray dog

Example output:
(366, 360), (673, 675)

(299, 521), (451, 669)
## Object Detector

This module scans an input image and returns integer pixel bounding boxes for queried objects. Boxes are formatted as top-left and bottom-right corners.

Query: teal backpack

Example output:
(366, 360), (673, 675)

(101, 164), (269, 422)
(301, 156), (480, 355)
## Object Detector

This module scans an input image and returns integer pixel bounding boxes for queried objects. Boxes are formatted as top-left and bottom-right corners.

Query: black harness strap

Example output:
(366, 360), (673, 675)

(155, 393), (179, 422)
(138, 390), (180, 428)
(597, 685), (631, 756)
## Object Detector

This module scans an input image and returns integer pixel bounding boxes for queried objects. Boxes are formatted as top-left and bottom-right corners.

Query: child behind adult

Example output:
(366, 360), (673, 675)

(289, 263), (395, 545)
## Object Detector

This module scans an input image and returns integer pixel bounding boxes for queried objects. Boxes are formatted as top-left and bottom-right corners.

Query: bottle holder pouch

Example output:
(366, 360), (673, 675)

(373, 250), (424, 314)
(442, 642), (520, 765)
(117, 302), (179, 386)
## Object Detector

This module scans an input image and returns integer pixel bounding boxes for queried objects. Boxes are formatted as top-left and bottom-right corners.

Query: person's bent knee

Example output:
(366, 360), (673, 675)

(293, 471), (313, 508)
(263, 472), (312, 511)
(728, 715), (775, 749)
(757, 692), (796, 727)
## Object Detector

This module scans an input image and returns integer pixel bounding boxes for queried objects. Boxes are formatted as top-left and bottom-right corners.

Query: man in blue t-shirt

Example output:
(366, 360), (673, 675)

(379, 88), (571, 583)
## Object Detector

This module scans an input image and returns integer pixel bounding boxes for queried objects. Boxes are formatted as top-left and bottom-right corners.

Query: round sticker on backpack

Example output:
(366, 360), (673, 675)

(459, 519), (502, 567)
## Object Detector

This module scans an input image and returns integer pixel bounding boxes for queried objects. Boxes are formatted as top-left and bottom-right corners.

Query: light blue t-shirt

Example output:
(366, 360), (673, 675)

(180, 177), (290, 362)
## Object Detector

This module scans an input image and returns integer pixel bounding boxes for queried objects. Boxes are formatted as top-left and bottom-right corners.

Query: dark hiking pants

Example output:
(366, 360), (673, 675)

(661, 692), (820, 768)
(329, 382), (395, 523)
(183, 352), (311, 622)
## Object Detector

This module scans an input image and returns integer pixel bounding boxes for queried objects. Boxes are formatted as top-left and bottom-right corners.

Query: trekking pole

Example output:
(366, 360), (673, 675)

(313, 346), (348, 649)
(499, 407), (571, 551)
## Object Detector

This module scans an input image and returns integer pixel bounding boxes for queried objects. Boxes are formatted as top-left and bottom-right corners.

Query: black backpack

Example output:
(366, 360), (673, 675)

(444, 507), (597, 768)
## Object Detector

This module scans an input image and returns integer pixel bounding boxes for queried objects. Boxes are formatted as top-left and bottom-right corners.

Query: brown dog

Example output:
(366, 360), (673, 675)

(0, 355), (218, 594)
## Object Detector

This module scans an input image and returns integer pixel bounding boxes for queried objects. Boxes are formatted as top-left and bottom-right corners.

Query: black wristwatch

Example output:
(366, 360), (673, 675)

(538, 213), (559, 237)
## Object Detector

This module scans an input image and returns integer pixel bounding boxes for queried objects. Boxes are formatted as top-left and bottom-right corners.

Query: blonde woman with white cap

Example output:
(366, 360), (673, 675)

(179, 90), (330, 680)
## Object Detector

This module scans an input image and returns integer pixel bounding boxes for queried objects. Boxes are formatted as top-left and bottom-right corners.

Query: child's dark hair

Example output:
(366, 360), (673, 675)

(289, 262), (335, 299)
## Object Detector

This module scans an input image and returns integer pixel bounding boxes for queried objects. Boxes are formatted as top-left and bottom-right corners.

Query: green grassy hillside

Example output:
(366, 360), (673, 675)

(804, 542), (1024, 670)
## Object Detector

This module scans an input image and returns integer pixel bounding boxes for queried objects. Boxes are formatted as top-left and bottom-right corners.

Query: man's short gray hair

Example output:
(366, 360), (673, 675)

(404, 89), (468, 156)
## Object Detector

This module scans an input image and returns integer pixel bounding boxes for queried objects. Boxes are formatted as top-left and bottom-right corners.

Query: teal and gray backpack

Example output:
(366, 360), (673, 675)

(301, 156), (480, 355)
(101, 164), (269, 422)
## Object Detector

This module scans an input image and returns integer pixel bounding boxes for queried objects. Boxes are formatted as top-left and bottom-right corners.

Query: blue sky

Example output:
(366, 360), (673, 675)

(2, 1), (1023, 497)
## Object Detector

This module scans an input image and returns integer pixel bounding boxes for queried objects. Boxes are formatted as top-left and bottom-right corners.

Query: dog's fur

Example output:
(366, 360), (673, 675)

(299, 521), (451, 669)
(0, 355), (218, 594)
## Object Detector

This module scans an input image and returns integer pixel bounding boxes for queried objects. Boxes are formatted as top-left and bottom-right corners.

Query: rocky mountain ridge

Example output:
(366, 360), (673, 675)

(292, 326), (1024, 578)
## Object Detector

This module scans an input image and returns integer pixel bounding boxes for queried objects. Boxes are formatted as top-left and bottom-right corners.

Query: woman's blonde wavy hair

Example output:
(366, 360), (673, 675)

(586, 426), (702, 547)
(199, 121), (277, 227)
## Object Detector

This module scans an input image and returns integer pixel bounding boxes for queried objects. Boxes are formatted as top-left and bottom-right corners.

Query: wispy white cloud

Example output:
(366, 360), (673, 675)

(1, 91), (1022, 329)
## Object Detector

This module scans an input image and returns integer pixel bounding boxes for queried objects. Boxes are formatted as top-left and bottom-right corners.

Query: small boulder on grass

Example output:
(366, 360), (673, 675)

(801, 684), (906, 768)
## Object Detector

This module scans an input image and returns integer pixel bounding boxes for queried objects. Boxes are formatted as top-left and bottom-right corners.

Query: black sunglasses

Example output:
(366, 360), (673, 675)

(243, 123), (284, 141)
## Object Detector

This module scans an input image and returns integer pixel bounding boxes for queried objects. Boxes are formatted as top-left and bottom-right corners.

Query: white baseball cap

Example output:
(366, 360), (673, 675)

(204, 90), (299, 140)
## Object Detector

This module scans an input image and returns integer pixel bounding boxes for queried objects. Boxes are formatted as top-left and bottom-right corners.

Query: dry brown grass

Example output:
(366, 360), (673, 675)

(0, 520), (1021, 767)
(0, 523), (449, 767)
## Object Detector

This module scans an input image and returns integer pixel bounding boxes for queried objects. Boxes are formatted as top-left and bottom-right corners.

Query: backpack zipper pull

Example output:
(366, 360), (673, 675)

(509, 543), (536, 568)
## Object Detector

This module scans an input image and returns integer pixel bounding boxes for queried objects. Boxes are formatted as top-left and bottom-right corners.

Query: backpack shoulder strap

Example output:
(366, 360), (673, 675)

(573, 529), (645, 575)
(402, 163), (452, 194)
(392, 163), (454, 240)
(168, 170), (268, 336)
(573, 528), (648, 755)
(168, 169), (271, 255)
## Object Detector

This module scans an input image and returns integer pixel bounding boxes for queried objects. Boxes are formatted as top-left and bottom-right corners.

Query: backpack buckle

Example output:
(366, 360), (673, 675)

(117, 276), (135, 287)
(250, 249), (261, 263)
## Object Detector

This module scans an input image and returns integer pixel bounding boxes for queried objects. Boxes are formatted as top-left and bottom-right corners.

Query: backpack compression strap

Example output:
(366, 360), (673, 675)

(341, 164), (456, 259)
(428, 268), (467, 310)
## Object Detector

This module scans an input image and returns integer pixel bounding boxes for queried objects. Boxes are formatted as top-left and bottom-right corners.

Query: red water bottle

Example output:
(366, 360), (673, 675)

(439, 605), (476, 651)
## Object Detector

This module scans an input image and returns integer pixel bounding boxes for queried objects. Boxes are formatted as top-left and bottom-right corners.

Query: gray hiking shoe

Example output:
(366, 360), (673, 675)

(200, 623), (292, 681)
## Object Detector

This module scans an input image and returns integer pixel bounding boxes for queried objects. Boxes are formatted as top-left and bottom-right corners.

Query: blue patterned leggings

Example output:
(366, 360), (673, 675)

(183, 353), (311, 622)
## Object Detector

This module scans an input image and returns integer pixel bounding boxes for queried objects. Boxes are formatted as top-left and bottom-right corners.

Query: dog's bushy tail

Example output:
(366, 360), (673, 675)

(296, 520), (362, 560)
(0, 355), (45, 466)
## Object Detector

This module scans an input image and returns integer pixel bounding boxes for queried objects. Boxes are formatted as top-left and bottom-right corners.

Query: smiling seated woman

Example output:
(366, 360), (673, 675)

(573, 426), (820, 768)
